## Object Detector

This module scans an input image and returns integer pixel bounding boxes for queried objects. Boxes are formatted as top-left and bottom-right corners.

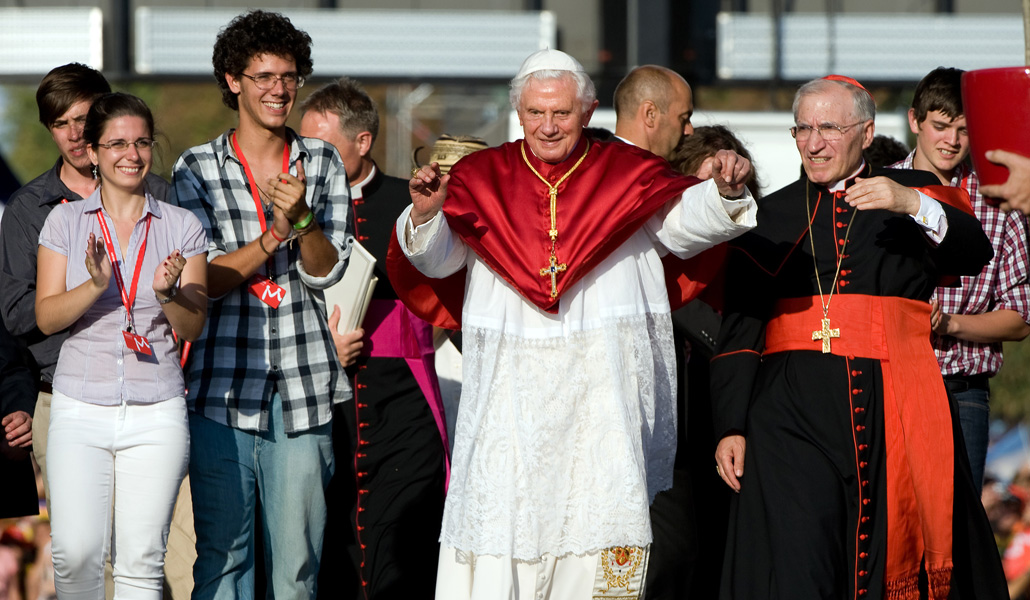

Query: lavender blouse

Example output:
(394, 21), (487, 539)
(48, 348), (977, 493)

(38, 189), (207, 405)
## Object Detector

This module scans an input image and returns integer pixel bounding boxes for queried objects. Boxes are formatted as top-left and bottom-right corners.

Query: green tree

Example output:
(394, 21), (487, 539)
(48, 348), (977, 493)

(1, 82), (237, 184)
(2, 84), (60, 184)
(994, 341), (1030, 424)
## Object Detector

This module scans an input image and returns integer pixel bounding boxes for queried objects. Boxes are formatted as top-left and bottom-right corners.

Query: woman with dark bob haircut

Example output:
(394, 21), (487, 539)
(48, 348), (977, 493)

(35, 92), (208, 600)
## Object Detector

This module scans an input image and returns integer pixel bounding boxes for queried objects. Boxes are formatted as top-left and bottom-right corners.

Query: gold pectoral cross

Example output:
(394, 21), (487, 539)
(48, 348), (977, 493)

(811, 317), (840, 353)
(539, 254), (567, 298)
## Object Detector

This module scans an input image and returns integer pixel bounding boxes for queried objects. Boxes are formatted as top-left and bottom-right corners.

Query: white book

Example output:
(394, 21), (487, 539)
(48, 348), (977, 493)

(324, 241), (377, 332)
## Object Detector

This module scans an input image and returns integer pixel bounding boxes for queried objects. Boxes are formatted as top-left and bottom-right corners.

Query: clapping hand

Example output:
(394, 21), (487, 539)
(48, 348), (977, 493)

(154, 250), (186, 298)
(269, 159), (309, 240)
(85, 232), (112, 290)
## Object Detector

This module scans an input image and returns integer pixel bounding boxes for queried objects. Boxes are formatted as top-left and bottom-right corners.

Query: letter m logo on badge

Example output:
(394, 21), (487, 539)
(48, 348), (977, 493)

(262, 284), (285, 303)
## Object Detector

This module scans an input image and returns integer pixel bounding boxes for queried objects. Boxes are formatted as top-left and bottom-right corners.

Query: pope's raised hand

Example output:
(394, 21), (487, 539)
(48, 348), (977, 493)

(708, 149), (751, 198)
(409, 162), (450, 227)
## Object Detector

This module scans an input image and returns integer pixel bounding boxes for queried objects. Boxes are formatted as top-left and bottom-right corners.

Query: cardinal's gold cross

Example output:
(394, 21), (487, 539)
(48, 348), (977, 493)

(811, 317), (840, 353)
(539, 254), (567, 298)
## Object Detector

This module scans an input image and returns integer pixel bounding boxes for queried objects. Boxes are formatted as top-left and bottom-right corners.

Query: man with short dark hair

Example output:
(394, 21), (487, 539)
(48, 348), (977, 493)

(614, 65), (693, 161)
(712, 75), (1005, 599)
(169, 11), (352, 600)
(613, 64), (702, 600)
(890, 67), (1030, 494)
(299, 77), (448, 598)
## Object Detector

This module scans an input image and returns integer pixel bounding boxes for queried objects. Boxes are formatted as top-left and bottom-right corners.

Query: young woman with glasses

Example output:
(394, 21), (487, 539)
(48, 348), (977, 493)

(34, 92), (208, 600)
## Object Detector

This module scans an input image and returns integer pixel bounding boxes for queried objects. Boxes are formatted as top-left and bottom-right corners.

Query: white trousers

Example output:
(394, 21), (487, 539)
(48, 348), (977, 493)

(436, 545), (650, 600)
(47, 391), (189, 600)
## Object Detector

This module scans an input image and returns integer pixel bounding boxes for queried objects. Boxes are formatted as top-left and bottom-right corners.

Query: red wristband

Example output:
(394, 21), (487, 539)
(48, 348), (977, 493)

(268, 228), (286, 243)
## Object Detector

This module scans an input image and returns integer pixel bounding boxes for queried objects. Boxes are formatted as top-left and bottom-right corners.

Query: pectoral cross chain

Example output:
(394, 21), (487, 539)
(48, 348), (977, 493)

(520, 139), (591, 302)
(811, 317), (840, 353)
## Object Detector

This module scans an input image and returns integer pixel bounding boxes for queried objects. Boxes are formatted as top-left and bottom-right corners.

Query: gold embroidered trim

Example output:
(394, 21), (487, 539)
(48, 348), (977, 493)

(595, 545), (646, 598)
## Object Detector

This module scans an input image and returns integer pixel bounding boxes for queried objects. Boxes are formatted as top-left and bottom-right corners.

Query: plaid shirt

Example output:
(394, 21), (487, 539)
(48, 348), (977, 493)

(892, 152), (1030, 376)
(170, 129), (353, 433)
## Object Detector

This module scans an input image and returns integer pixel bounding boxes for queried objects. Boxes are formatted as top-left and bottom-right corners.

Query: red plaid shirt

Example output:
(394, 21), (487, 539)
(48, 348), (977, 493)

(892, 152), (1030, 376)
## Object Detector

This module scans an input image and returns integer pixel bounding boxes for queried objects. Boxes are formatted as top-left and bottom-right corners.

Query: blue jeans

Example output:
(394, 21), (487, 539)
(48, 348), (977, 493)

(188, 394), (333, 600)
(954, 386), (990, 495)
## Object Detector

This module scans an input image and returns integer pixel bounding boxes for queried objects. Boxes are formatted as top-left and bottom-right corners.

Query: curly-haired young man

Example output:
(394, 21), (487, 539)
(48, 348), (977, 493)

(169, 11), (353, 600)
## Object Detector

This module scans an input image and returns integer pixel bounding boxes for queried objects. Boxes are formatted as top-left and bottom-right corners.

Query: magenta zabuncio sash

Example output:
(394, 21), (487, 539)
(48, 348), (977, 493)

(363, 299), (451, 489)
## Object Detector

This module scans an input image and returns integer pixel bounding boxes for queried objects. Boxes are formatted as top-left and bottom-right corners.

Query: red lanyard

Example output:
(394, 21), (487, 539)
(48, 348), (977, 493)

(96, 209), (151, 332)
(231, 132), (290, 233)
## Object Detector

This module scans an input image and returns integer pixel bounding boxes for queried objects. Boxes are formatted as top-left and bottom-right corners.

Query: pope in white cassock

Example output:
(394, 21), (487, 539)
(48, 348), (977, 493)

(392, 49), (758, 600)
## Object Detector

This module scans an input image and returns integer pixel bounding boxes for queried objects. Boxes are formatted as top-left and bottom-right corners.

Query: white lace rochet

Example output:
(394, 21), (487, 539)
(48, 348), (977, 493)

(442, 314), (677, 560)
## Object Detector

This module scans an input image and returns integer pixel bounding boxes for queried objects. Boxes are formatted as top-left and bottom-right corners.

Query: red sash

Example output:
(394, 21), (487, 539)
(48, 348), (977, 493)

(765, 294), (954, 600)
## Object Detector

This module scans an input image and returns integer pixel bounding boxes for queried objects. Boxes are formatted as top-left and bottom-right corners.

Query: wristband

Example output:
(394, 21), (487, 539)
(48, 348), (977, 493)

(293, 212), (314, 230)
(268, 227), (286, 243)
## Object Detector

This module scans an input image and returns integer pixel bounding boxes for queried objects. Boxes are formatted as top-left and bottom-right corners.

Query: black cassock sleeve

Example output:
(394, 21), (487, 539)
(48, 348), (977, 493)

(709, 241), (774, 441)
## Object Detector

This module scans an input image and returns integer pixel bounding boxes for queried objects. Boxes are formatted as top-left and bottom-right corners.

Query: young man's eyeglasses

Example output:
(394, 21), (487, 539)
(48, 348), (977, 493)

(95, 138), (156, 152)
(790, 122), (866, 142)
(240, 72), (305, 91)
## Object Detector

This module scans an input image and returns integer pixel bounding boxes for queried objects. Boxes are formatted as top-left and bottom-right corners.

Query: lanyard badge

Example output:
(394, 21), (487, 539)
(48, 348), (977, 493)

(233, 132), (291, 310)
(248, 274), (286, 309)
(96, 211), (153, 355)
